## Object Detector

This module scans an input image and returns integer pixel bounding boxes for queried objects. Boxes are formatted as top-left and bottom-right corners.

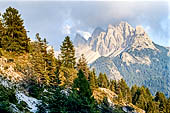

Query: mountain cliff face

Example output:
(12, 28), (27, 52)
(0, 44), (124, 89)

(74, 21), (170, 97)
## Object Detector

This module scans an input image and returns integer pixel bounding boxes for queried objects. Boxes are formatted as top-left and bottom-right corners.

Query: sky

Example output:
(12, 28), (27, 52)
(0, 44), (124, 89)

(0, 0), (169, 50)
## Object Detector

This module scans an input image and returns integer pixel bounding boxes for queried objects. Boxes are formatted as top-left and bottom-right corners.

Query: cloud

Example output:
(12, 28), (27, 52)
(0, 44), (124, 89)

(76, 1), (168, 46)
(77, 30), (91, 40)
(0, 1), (169, 49)
(62, 24), (71, 35)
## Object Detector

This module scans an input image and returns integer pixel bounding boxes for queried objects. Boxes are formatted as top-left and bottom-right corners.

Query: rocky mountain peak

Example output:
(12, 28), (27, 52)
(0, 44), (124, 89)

(74, 33), (87, 47)
(135, 26), (145, 35)
(91, 27), (105, 38)
(75, 21), (158, 63)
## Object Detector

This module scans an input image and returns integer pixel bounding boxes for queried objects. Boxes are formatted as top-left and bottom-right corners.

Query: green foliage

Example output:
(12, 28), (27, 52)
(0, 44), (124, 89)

(89, 69), (98, 89)
(154, 92), (167, 113)
(130, 85), (169, 113)
(1, 7), (30, 53)
(132, 86), (153, 110)
(41, 70), (98, 113)
(0, 101), (11, 113)
(166, 98), (170, 113)
(29, 33), (56, 86)
(91, 44), (170, 97)
(0, 84), (18, 112)
(99, 97), (125, 113)
(68, 70), (99, 113)
(0, 84), (17, 104)
(118, 79), (132, 103)
(98, 72), (109, 88)
(77, 54), (90, 79)
(73, 70), (92, 98)
(47, 87), (68, 113)
(60, 36), (76, 68)
(46, 47), (57, 86)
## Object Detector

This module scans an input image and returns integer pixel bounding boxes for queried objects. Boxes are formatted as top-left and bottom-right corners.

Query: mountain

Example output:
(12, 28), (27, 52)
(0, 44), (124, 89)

(74, 21), (170, 97)
(74, 33), (88, 47)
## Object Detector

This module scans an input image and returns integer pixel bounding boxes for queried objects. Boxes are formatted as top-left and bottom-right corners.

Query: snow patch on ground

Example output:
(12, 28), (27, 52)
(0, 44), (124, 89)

(16, 92), (40, 113)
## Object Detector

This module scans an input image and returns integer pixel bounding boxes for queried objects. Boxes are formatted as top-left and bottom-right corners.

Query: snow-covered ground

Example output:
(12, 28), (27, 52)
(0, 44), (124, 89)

(16, 92), (40, 113)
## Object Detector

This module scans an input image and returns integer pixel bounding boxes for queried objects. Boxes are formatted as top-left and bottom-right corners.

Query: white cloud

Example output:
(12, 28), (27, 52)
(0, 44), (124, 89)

(62, 24), (71, 35)
(144, 26), (151, 33)
(77, 30), (91, 40)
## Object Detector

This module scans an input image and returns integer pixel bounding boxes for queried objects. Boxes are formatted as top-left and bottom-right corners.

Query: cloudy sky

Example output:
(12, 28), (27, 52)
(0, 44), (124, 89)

(0, 0), (169, 50)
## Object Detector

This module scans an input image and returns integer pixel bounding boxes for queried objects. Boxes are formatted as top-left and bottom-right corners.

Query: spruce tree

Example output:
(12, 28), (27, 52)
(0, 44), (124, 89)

(60, 36), (76, 68)
(77, 54), (90, 79)
(109, 80), (116, 92)
(98, 73), (109, 88)
(68, 70), (98, 113)
(155, 92), (167, 113)
(46, 47), (57, 86)
(89, 69), (98, 89)
(166, 98), (170, 113)
(1, 7), (30, 53)
(29, 33), (50, 85)
(119, 79), (132, 103)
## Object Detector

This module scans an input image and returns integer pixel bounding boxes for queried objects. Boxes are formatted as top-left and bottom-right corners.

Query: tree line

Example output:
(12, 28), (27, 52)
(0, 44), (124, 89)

(0, 7), (169, 113)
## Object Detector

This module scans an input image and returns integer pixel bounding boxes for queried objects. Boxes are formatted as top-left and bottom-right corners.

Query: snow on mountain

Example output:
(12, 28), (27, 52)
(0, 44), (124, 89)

(75, 46), (101, 64)
(74, 21), (157, 64)
(89, 22), (157, 56)
(74, 33), (88, 47)
(74, 21), (170, 97)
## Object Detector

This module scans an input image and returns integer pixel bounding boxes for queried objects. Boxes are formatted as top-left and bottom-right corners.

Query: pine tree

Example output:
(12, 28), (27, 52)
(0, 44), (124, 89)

(46, 47), (57, 85)
(119, 79), (132, 103)
(1, 7), (30, 53)
(89, 69), (98, 89)
(77, 54), (90, 79)
(68, 70), (98, 113)
(47, 87), (68, 113)
(155, 92), (167, 113)
(55, 56), (63, 85)
(109, 80), (116, 92)
(146, 101), (159, 113)
(166, 98), (170, 113)
(117, 89), (123, 103)
(29, 33), (50, 85)
(98, 73), (109, 88)
(60, 36), (76, 68)
(131, 84), (138, 103)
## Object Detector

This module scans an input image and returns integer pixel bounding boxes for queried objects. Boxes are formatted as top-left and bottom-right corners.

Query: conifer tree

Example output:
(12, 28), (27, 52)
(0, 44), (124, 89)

(60, 36), (76, 68)
(29, 33), (50, 85)
(166, 98), (170, 113)
(77, 54), (90, 79)
(68, 70), (98, 113)
(46, 47), (57, 85)
(1, 7), (30, 53)
(131, 84), (138, 99)
(154, 92), (167, 113)
(89, 68), (98, 89)
(117, 89), (123, 103)
(146, 101), (159, 113)
(119, 79), (132, 103)
(98, 73), (109, 88)
(55, 56), (62, 85)
(109, 80), (116, 92)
